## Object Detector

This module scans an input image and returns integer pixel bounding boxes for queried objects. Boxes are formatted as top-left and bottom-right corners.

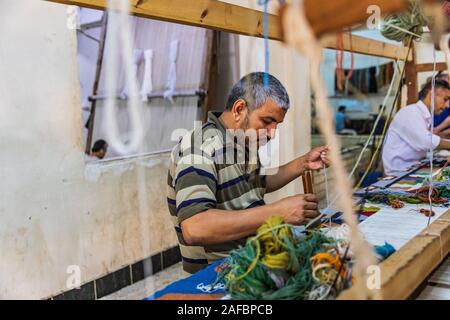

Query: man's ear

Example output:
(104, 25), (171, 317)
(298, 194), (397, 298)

(231, 99), (248, 122)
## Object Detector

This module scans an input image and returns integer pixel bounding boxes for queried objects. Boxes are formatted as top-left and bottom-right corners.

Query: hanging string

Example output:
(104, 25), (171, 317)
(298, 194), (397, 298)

(323, 162), (330, 209)
(440, 34), (450, 80)
(322, 161), (332, 228)
(344, 28), (355, 95)
(335, 33), (344, 92)
(258, 0), (270, 88)
(428, 46), (437, 227)
(335, 29), (354, 94)
(104, 0), (144, 155)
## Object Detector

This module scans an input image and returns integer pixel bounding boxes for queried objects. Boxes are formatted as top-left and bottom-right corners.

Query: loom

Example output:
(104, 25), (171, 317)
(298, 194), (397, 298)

(337, 161), (450, 299)
(299, 160), (450, 299)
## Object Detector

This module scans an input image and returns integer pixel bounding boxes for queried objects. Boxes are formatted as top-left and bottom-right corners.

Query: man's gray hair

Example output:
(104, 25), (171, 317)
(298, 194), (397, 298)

(225, 72), (290, 111)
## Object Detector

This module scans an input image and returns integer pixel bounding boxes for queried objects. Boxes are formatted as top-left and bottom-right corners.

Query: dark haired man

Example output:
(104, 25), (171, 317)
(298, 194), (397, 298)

(167, 72), (330, 273)
(382, 80), (450, 174)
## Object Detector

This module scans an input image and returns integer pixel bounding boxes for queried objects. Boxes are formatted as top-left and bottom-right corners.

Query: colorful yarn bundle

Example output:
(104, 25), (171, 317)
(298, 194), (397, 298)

(310, 248), (349, 290)
(215, 217), (353, 300)
(381, 0), (428, 42)
(366, 185), (450, 208)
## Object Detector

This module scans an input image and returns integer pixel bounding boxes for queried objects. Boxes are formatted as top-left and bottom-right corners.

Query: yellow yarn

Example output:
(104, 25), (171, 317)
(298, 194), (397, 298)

(231, 216), (294, 283)
(257, 216), (294, 270)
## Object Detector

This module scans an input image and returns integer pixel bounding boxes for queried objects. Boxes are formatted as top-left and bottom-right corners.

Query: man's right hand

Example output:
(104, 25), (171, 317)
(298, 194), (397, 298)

(274, 194), (319, 225)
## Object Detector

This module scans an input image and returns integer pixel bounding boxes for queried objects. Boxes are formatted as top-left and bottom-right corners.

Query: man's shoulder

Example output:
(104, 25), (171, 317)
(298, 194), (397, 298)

(393, 103), (422, 121)
(169, 123), (226, 164)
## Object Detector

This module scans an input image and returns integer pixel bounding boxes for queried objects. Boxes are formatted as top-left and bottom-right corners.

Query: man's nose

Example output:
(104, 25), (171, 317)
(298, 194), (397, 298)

(267, 127), (277, 140)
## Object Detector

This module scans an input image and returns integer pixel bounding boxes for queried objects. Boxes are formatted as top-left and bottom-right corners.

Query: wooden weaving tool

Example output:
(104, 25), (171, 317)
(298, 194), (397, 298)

(302, 170), (326, 230)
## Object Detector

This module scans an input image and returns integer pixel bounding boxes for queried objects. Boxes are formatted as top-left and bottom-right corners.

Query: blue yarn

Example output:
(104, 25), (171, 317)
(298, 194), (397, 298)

(374, 242), (396, 260)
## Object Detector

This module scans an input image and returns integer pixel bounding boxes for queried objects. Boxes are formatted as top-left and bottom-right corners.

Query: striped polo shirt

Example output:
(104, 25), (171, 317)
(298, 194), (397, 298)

(167, 111), (267, 273)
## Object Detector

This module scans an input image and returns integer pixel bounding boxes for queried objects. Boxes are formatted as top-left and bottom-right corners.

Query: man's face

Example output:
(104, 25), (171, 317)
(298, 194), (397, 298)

(240, 99), (287, 147)
(432, 88), (450, 115)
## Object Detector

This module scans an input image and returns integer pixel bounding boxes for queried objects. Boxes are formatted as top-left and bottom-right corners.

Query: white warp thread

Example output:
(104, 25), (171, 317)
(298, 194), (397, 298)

(104, 0), (144, 155)
(120, 48), (143, 100)
(140, 49), (154, 102)
(164, 40), (179, 103)
(427, 46), (437, 227)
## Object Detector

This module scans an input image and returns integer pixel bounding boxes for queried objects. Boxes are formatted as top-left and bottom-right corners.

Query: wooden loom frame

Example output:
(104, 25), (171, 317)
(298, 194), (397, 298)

(46, 0), (450, 299)
(47, 0), (413, 60)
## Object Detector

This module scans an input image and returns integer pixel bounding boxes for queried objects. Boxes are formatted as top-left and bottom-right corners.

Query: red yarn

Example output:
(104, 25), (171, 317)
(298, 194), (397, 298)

(335, 28), (354, 94)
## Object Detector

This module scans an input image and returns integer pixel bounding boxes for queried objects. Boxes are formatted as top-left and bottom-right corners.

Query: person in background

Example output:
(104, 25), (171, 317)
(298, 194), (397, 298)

(382, 79), (450, 175)
(90, 139), (108, 160)
(335, 105), (350, 134)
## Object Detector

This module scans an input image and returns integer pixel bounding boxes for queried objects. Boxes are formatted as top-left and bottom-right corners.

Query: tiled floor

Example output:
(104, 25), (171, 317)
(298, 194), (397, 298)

(100, 262), (187, 300)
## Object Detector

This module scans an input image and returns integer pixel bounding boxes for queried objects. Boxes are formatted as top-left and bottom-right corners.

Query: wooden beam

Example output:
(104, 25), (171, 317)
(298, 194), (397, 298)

(338, 210), (450, 300)
(415, 62), (448, 73)
(46, 0), (411, 60)
(48, 0), (281, 39)
(405, 42), (418, 104)
(321, 32), (412, 60)
(299, 0), (408, 38)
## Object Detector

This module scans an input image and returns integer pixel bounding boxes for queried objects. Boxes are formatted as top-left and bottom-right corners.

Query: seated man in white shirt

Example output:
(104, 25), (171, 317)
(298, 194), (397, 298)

(382, 80), (450, 175)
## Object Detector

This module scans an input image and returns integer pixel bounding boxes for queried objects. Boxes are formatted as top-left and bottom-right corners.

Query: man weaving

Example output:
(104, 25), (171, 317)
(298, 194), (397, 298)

(382, 79), (450, 175)
(167, 72), (330, 273)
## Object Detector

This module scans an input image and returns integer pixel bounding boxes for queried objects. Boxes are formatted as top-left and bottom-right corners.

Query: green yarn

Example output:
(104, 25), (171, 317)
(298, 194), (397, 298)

(215, 228), (339, 300)
(381, 0), (428, 42)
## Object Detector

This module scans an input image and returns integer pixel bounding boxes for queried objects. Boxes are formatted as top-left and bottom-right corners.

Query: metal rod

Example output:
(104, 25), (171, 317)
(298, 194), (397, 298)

(88, 90), (207, 102)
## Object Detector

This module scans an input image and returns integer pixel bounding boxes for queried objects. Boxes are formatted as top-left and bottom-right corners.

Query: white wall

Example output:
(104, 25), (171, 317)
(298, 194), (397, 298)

(416, 34), (447, 88)
(0, 0), (177, 299)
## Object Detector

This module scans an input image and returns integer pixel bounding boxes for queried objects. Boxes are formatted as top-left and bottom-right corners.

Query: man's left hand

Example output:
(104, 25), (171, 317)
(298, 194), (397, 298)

(303, 146), (330, 171)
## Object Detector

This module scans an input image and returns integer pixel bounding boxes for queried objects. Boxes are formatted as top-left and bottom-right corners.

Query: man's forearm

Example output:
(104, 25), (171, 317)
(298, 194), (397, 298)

(438, 128), (450, 140)
(181, 204), (279, 245)
(265, 156), (307, 193)
(438, 138), (450, 149)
